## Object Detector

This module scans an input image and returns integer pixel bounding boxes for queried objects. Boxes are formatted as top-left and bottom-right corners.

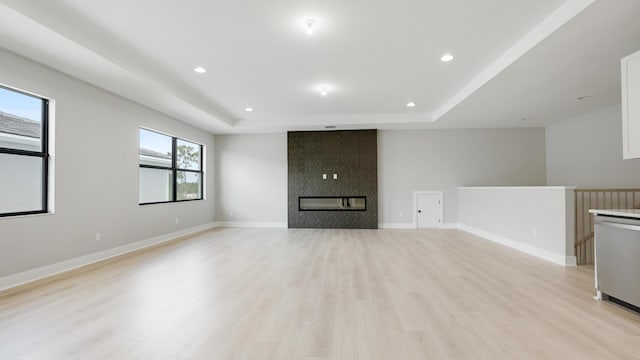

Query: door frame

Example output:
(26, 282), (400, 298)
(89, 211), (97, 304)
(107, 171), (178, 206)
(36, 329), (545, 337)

(413, 190), (443, 229)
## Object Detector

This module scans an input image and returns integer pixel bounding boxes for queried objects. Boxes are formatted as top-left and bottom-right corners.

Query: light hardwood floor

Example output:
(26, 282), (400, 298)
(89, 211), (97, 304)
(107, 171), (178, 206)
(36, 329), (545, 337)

(1, 228), (639, 359)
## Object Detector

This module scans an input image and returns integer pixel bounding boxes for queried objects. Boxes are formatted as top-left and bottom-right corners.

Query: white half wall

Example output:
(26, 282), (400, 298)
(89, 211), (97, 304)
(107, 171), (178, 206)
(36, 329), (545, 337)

(379, 129), (547, 226)
(214, 134), (287, 225)
(0, 47), (215, 278)
(546, 104), (640, 187)
(458, 186), (576, 266)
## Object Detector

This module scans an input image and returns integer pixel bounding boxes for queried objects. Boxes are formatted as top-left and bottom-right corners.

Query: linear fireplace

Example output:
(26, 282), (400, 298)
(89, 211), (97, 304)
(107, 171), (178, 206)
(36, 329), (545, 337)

(299, 196), (366, 211)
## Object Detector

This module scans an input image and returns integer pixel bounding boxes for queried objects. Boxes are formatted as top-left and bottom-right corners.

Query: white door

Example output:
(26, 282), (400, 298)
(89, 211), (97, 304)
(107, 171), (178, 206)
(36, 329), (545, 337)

(416, 193), (442, 228)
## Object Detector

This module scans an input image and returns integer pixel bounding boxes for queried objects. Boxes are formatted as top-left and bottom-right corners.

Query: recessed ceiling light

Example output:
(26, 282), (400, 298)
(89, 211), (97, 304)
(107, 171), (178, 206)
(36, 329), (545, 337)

(406, 102), (416, 108)
(320, 86), (328, 96)
(244, 107), (254, 112)
(193, 66), (206, 74)
(520, 117), (530, 121)
(441, 54), (454, 62)
(304, 19), (317, 35)
(577, 95), (591, 101)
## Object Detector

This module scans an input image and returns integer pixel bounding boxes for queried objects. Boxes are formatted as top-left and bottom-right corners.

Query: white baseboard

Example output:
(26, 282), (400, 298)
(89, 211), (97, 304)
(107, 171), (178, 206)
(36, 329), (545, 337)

(458, 224), (577, 267)
(213, 221), (287, 228)
(379, 222), (415, 229)
(0, 222), (217, 292)
(564, 256), (578, 267)
(379, 222), (460, 230)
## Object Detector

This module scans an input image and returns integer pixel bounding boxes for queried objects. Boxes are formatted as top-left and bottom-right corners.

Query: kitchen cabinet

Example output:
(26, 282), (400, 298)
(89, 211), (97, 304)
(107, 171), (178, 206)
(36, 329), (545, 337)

(622, 49), (640, 159)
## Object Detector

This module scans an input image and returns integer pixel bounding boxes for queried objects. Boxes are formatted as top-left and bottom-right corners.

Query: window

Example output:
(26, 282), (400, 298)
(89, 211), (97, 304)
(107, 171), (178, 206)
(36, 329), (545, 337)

(139, 128), (203, 204)
(0, 85), (49, 217)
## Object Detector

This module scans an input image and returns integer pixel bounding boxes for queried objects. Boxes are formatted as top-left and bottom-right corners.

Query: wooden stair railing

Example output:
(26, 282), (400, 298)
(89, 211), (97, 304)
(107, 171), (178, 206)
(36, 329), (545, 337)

(574, 189), (640, 265)
(575, 232), (594, 248)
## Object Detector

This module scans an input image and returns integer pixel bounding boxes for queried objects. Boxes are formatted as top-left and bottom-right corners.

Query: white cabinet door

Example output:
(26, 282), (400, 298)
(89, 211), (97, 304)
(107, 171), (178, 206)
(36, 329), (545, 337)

(416, 192), (442, 228)
(622, 49), (640, 159)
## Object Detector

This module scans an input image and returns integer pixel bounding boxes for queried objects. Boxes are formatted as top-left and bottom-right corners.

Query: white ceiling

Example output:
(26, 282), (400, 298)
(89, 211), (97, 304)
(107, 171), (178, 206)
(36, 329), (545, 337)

(0, 0), (638, 134)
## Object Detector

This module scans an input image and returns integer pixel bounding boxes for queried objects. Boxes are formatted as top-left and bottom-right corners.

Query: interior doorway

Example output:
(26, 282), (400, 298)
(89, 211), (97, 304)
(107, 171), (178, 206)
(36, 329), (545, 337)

(413, 191), (443, 229)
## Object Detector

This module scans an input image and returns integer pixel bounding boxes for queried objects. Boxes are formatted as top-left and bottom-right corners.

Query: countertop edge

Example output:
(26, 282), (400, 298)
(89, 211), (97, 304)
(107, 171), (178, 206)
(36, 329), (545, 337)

(589, 209), (640, 219)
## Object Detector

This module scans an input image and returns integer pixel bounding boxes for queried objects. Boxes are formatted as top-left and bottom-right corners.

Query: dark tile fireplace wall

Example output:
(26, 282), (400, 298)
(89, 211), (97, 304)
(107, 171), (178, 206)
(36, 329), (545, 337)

(288, 129), (378, 229)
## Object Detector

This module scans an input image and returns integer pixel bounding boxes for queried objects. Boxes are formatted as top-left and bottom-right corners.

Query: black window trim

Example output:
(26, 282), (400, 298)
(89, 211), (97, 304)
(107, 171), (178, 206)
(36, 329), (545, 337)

(0, 85), (49, 218)
(139, 127), (204, 205)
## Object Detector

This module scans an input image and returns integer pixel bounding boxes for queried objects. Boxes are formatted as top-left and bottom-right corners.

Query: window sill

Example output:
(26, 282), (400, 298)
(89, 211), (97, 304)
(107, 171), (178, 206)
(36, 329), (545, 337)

(0, 211), (55, 220)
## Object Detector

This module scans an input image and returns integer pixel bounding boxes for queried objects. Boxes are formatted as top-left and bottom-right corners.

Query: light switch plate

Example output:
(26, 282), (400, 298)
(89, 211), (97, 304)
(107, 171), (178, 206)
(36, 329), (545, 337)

(333, 174), (338, 179)
(323, 174), (327, 179)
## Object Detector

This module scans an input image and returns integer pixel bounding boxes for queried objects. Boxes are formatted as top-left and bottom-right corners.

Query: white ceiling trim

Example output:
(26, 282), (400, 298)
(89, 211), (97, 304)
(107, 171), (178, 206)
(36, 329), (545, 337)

(233, 112), (436, 133)
(432, 0), (595, 121)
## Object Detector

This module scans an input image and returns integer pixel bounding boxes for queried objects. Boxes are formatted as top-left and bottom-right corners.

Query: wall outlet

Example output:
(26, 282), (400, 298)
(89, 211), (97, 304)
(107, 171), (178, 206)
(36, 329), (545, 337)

(322, 174), (327, 179)
(399, 212), (404, 219)
(175, 218), (180, 224)
(333, 173), (338, 180)
(532, 228), (537, 237)
(95, 232), (101, 241)
(229, 211), (234, 217)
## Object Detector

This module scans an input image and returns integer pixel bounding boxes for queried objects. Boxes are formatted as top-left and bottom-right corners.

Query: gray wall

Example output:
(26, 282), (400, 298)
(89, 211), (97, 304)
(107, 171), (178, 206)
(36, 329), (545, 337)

(214, 133), (287, 224)
(0, 48), (215, 278)
(546, 104), (640, 187)
(214, 128), (546, 226)
(379, 128), (547, 225)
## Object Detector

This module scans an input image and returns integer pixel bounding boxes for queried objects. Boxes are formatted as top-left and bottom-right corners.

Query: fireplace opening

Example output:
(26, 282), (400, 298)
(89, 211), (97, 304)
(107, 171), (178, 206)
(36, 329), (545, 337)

(298, 196), (366, 211)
